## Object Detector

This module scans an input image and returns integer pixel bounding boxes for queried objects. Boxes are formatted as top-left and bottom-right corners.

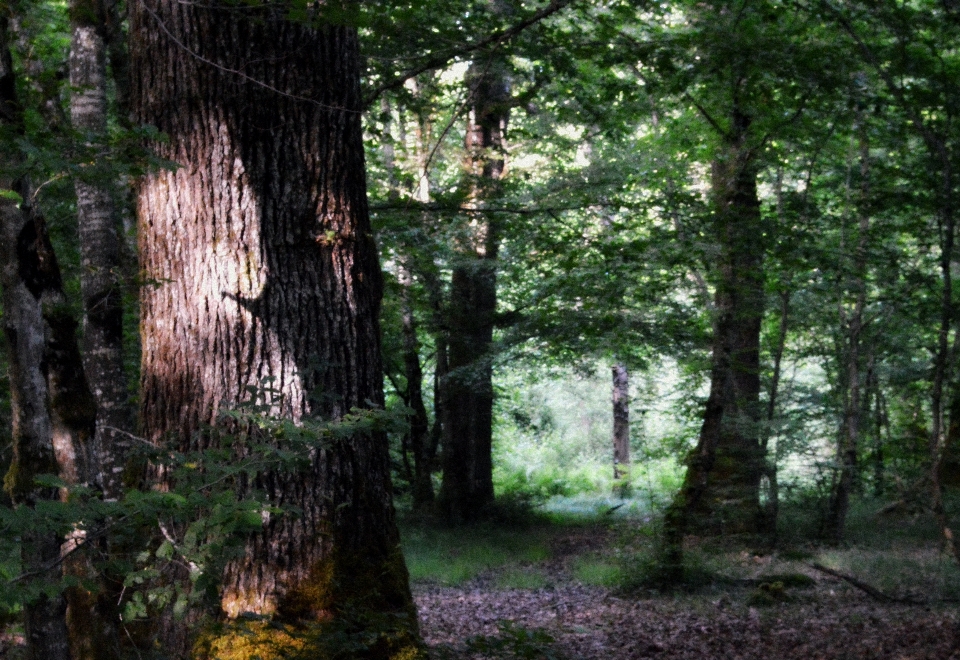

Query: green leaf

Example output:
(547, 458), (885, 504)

(0, 189), (23, 204)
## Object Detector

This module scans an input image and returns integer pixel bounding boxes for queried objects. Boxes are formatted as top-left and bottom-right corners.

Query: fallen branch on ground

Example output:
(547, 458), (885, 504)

(806, 563), (944, 605)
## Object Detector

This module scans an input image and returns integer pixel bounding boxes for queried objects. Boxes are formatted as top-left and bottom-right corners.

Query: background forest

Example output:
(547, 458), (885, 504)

(1, 0), (960, 658)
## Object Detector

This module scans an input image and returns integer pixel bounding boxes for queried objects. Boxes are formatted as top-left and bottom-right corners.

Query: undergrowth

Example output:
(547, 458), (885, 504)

(398, 519), (553, 587)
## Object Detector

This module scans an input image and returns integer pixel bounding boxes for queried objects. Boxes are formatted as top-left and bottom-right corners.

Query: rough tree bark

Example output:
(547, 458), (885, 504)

(612, 363), (630, 496)
(130, 1), (420, 657)
(67, 2), (133, 657)
(0, 148), (73, 660)
(437, 56), (510, 522)
(668, 108), (766, 539)
(70, 0), (131, 503)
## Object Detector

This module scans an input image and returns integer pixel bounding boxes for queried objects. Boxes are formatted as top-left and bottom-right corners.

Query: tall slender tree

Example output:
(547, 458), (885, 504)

(612, 363), (630, 495)
(70, 0), (131, 502)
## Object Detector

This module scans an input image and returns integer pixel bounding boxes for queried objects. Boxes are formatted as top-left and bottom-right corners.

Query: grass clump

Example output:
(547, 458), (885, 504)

(399, 521), (551, 587)
(617, 548), (719, 594)
(495, 566), (550, 590)
(572, 557), (622, 587)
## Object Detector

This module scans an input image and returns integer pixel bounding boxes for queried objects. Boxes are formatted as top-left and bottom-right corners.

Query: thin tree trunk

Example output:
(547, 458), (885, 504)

(437, 56), (510, 522)
(130, 1), (420, 657)
(399, 261), (435, 508)
(71, 0), (132, 502)
(384, 96), (434, 508)
(825, 126), (870, 542)
(612, 363), (630, 497)
(761, 289), (789, 534)
(931, 176), (959, 561)
(873, 387), (888, 496)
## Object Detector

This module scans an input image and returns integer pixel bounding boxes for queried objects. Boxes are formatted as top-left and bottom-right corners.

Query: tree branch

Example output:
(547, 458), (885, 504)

(363, 0), (573, 108)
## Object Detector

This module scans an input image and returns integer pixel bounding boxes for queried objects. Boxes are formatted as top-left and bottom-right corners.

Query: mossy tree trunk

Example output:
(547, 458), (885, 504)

(668, 108), (766, 538)
(130, 1), (420, 657)
(437, 56), (510, 523)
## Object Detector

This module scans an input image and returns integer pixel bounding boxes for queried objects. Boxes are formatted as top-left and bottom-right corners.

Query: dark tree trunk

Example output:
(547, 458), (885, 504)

(670, 109), (765, 537)
(1, 183), (74, 660)
(0, 14), (96, 660)
(399, 263), (435, 508)
(612, 363), (630, 496)
(100, 0), (130, 122)
(437, 57), (510, 522)
(130, 2), (419, 657)
(928, 134), (960, 564)
(761, 289), (789, 534)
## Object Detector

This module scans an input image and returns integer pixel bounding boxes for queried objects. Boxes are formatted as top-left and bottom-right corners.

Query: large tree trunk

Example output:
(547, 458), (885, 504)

(670, 109), (765, 537)
(437, 57), (509, 522)
(612, 363), (630, 496)
(130, 2), (419, 657)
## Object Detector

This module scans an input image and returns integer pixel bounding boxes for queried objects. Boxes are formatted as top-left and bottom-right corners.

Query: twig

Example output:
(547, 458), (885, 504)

(369, 201), (628, 215)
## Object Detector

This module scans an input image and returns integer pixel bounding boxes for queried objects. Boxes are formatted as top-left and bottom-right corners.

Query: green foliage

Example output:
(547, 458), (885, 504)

(0, 400), (406, 630)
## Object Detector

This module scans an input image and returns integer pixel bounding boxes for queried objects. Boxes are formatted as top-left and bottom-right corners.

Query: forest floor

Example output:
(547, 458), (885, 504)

(409, 517), (960, 660)
(1, 508), (958, 659)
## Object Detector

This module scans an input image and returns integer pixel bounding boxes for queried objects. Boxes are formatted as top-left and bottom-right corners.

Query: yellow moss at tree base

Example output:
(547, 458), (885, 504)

(198, 544), (423, 660)
(194, 619), (425, 660)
